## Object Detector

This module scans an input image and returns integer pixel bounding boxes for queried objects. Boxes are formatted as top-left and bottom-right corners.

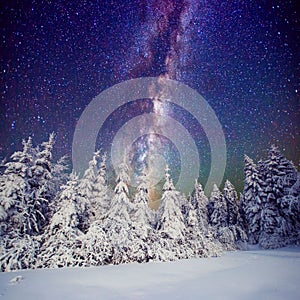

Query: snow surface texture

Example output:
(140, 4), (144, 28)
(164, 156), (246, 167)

(0, 246), (299, 300)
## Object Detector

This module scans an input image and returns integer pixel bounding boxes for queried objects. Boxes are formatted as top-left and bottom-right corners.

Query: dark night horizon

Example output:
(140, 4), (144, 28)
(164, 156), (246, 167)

(0, 0), (299, 193)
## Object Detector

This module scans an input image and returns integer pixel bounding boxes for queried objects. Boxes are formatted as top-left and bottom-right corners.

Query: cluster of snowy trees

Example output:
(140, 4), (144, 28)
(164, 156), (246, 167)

(240, 146), (300, 249)
(0, 135), (299, 271)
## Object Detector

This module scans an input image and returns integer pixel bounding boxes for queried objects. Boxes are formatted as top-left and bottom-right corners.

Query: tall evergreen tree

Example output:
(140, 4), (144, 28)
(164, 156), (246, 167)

(223, 180), (238, 226)
(156, 165), (186, 240)
(38, 174), (85, 268)
(184, 202), (219, 258)
(222, 181), (248, 247)
(92, 152), (110, 221)
(0, 137), (34, 236)
(77, 151), (99, 232)
(208, 184), (227, 228)
(192, 180), (209, 232)
(208, 184), (240, 250)
(262, 145), (297, 201)
(0, 135), (70, 271)
(27, 133), (56, 234)
(106, 161), (132, 223)
(243, 155), (266, 244)
(259, 146), (299, 248)
(132, 169), (154, 229)
(101, 161), (136, 264)
(0, 137), (38, 272)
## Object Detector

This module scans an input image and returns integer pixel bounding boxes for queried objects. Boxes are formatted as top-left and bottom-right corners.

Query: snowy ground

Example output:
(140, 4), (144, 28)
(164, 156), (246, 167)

(0, 246), (299, 300)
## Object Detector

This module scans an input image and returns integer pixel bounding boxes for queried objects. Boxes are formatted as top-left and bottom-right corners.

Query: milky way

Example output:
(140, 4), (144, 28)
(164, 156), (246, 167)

(1, 0), (299, 194)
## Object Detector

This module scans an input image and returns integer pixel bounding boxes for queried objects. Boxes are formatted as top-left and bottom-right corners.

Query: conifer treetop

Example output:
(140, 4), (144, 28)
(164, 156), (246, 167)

(163, 165), (175, 192)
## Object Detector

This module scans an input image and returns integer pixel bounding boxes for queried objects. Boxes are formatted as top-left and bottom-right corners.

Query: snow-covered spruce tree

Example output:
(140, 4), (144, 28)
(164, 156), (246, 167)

(0, 137), (33, 236)
(262, 145), (297, 201)
(77, 154), (113, 267)
(106, 161), (132, 224)
(259, 146), (299, 248)
(208, 184), (227, 228)
(131, 169), (154, 234)
(156, 165), (186, 239)
(185, 203), (202, 254)
(155, 165), (188, 260)
(76, 151), (99, 232)
(208, 184), (236, 249)
(0, 135), (69, 271)
(185, 200), (222, 258)
(100, 161), (145, 264)
(0, 137), (41, 271)
(79, 153), (113, 267)
(129, 186), (156, 263)
(223, 181), (248, 247)
(192, 179), (209, 233)
(223, 180), (238, 226)
(37, 174), (85, 268)
(27, 133), (56, 235)
(92, 152), (111, 221)
(79, 220), (111, 266)
(243, 155), (266, 244)
(207, 184), (218, 224)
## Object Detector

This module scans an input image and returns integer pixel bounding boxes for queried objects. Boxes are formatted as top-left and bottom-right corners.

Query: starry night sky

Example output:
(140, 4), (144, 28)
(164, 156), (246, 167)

(1, 0), (299, 193)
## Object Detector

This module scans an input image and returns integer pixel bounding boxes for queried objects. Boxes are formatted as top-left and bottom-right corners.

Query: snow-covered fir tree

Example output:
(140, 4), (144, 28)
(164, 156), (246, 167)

(208, 184), (227, 228)
(0, 135), (71, 271)
(154, 166), (192, 260)
(106, 161), (132, 224)
(156, 165), (186, 240)
(0, 137), (33, 236)
(27, 133), (56, 234)
(208, 184), (237, 249)
(0, 137), (39, 272)
(185, 202), (213, 257)
(107, 168), (157, 263)
(258, 146), (299, 248)
(131, 169), (154, 234)
(243, 155), (266, 244)
(263, 145), (297, 199)
(37, 174), (85, 268)
(100, 161), (143, 264)
(192, 179), (209, 232)
(222, 181), (248, 247)
(77, 152), (114, 265)
(223, 180), (239, 226)
(241, 147), (300, 249)
(76, 151), (99, 232)
(91, 152), (111, 221)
